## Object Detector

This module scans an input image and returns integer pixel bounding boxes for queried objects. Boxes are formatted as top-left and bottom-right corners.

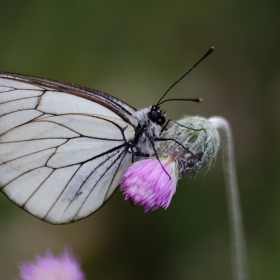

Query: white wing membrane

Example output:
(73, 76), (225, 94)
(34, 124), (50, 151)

(38, 91), (122, 119)
(0, 73), (136, 224)
(0, 122), (79, 142)
(41, 114), (128, 139)
(4, 167), (53, 206)
(0, 149), (56, 186)
(25, 165), (81, 221)
(46, 149), (131, 223)
(0, 139), (67, 164)
(0, 77), (43, 90)
(0, 97), (40, 116)
(0, 89), (42, 103)
(0, 110), (43, 135)
(47, 138), (123, 168)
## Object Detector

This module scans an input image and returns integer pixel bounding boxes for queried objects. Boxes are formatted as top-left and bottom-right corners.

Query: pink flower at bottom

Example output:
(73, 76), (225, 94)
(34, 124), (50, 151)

(18, 248), (85, 280)
(120, 158), (178, 211)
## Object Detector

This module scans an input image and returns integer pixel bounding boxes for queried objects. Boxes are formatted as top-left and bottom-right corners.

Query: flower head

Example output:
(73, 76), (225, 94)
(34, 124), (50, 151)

(121, 116), (220, 211)
(18, 248), (85, 280)
(120, 157), (178, 212)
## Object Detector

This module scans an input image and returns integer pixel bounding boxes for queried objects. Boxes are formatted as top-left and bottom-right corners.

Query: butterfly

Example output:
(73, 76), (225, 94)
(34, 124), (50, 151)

(0, 48), (213, 224)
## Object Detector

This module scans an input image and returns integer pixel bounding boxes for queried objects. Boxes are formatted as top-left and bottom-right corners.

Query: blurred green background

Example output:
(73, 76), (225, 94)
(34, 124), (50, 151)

(0, 1), (279, 279)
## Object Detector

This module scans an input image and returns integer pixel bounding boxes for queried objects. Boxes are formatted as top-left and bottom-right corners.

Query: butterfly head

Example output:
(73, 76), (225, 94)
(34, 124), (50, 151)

(148, 105), (166, 126)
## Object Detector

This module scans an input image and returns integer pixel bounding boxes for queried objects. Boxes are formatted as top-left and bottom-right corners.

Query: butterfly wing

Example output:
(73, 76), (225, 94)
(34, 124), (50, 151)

(0, 72), (137, 224)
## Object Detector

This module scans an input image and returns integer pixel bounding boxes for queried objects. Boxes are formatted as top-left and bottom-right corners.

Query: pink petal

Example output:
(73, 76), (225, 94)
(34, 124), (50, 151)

(121, 158), (178, 211)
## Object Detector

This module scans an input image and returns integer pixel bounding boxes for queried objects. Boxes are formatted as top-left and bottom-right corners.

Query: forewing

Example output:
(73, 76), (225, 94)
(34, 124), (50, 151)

(0, 73), (136, 224)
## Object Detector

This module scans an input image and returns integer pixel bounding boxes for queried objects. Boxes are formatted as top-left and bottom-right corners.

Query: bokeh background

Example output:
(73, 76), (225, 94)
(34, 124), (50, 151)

(0, 1), (279, 279)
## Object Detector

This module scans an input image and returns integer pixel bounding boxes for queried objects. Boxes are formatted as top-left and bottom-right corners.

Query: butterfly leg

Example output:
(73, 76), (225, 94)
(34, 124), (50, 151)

(155, 137), (202, 161)
(160, 118), (205, 135)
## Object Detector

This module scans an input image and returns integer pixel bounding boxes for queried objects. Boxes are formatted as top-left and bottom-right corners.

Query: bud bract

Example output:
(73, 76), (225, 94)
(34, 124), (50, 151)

(157, 116), (220, 178)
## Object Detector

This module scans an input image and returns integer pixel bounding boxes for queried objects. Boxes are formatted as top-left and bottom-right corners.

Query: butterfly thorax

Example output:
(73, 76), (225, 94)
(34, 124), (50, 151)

(130, 107), (163, 157)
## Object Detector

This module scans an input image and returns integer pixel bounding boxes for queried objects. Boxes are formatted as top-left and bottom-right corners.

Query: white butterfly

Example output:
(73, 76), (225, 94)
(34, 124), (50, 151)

(0, 72), (169, 224)
(0, 48), (213, 224)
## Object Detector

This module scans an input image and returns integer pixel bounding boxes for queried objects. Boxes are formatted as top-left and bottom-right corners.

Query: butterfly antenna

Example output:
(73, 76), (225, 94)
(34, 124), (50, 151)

(157, 47), (214, 106)
(158, 97), (203, 106)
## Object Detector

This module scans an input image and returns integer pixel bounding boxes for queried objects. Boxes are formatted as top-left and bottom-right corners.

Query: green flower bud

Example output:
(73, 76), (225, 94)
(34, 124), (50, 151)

(157, 116), (220, 178)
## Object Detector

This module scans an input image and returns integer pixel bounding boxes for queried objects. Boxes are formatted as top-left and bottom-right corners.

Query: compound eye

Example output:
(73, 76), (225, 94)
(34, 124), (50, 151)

(149, 106), (166, 126)
(157, 115), (166, 126)
(149, 107), (160, 122)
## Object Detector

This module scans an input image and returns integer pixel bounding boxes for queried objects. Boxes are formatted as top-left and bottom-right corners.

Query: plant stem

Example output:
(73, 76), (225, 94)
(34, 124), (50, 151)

(209, 117), (249, 280)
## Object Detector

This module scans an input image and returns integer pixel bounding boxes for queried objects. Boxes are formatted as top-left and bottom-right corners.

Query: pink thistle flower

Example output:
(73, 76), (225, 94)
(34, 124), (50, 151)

(120, 158), (178, 211)
(18, 248), (85, 280)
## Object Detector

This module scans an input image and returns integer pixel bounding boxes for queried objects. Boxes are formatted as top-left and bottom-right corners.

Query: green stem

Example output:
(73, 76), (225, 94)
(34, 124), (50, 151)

(209, 117), (249, 280)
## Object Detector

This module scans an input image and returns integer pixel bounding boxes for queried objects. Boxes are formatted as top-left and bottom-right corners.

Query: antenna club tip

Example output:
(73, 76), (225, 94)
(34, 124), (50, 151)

(198, 98), (203, 102)
(208, 47), (214, 54)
